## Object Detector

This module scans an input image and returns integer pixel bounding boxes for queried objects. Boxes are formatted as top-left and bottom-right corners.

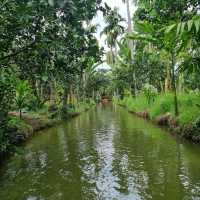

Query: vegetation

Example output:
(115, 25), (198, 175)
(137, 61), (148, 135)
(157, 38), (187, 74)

(118, 93), (200, 125)
(0, 0), (109, 156)
(0, 0), (200, 157)
(102, 0), (200, 141)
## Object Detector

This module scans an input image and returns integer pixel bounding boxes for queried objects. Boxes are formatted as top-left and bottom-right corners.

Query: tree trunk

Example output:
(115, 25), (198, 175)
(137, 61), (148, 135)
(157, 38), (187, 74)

(178, 73), (184, 92)
(19, 109), (22, 119)
(165, 65), (171, 92)
(50, 81), (56, 105)
(126, 0), (132, 33)
(125, 0), (137, 96)
(63, 87), (68, 108)
(132, 70), (137, 97)
(110, 46), (115, 64)
(69, 84), (73, 105)
(171, 52), (179, 116)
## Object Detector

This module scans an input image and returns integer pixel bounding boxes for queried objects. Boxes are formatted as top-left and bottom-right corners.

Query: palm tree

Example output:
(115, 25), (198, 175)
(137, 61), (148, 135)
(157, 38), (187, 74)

(128, 21), (183, 116)
(122, 0), (134, 33)
(122, 0), (138, 96)
(101, 7), (125, 64)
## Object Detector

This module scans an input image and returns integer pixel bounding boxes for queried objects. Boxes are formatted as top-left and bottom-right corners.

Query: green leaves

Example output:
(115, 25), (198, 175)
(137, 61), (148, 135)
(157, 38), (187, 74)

(15, 80), (31, 109)
(128, 33), (157, 44)
(101, 6), (125, 49)
(174, 15), (200, 35)
(187, 20), (193, 32)
(136, 21), (155, 34)
(194, 18), (200, 33)
(165, 24), (176, 34)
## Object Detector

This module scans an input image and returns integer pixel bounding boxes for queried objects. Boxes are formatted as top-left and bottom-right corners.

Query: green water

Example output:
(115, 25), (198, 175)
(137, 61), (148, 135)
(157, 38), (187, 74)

(0, 104), (200, 200)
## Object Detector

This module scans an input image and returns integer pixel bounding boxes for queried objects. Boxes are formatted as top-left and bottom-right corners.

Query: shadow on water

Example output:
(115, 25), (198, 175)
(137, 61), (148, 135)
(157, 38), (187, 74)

(0, 104), (200, 200)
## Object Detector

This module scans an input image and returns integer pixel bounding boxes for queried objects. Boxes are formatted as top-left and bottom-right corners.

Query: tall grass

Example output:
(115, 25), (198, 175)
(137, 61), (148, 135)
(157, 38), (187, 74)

(118, 92), (200, 125)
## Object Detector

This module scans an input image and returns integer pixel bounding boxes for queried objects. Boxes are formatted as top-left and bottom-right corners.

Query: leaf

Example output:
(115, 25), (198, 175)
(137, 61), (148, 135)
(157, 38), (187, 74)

(194, 19), (200, 33)
(187, 20), (193, 31)
(128, 33), (157, 44)
(42, 76), (48, 82)
(177, 23), (181, 35)
(165, 24), (176, 34)
(180, 22), (186, 34)
(48, 0), (54, 6)
(136, 21), (154, 34)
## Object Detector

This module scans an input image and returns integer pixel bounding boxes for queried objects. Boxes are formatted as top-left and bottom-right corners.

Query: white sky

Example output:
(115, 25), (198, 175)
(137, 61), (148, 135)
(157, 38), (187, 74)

(93, 0), (136, 69)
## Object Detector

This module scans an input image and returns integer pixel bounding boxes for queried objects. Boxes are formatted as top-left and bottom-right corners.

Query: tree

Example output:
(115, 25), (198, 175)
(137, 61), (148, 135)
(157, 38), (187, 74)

(101, 5), (125, 64)
(122, 0), (138, 96)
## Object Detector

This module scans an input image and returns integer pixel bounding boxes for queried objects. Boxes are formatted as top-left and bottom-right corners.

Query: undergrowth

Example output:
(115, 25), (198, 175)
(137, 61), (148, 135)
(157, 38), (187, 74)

(118, 92), (200, 125)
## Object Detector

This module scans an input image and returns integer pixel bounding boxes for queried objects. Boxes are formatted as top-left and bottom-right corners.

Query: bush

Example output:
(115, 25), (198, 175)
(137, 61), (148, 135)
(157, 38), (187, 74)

(15, 80), (31, 118)
(177, 93), (200, 125)
(181, 117), (200, 142)
(143, 84), (158, 105)
(26, 94), (45, 111)
(150, 93), (174, 118)
(0, 68), (15, 155)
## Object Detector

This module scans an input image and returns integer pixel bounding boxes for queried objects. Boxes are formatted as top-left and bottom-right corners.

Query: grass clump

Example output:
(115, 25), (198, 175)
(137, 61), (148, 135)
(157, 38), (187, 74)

(177, 93), (200, 125)
(117, 92), (200, 125)
(149, 93), (174, 119)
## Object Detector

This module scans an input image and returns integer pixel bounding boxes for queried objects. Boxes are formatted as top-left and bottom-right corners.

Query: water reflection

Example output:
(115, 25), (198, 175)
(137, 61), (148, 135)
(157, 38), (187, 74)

(0, 104), (200, 200)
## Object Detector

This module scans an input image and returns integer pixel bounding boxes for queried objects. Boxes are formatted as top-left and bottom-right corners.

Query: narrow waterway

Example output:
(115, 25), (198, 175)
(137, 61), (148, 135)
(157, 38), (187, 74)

(0, 104), (200, 200)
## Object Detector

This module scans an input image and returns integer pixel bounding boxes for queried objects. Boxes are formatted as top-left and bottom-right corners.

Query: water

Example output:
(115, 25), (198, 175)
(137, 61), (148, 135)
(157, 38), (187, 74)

(0, 104), (200, 200)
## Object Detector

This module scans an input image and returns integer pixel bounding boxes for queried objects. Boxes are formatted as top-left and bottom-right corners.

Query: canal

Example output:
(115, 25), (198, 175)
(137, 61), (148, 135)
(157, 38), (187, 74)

(0, 104), (200, 200)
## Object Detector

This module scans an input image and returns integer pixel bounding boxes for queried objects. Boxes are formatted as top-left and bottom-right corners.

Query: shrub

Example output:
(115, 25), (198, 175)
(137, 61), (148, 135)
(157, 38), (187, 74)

(143, 84), (158, 105)
(0, 68), (15, 155)
(15, 80), (31, 118)
(150, 93), (174, 118)
(26, 94), (45, 111)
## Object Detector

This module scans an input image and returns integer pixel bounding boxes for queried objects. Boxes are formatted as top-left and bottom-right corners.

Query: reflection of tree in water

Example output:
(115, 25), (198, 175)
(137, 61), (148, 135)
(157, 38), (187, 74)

(59, 109), (103, 199)
(1, 106), (200, 200)
(111, 107), (200, 199)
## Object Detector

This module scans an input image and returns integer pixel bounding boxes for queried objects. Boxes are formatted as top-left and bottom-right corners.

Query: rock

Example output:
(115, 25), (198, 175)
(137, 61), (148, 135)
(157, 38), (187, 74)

(11, 133), (26, 144)
(155, 113), (171, 126)
(136, 111), (150, 119)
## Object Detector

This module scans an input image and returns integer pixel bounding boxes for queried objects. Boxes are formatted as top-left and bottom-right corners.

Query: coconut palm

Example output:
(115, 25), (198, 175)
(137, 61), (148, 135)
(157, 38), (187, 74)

(121, 0), (138, 96)
(101, 7), (125, 64)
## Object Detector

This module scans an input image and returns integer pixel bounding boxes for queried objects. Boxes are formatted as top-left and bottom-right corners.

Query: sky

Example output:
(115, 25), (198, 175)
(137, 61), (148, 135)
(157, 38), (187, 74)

(93, 0), (136, 69)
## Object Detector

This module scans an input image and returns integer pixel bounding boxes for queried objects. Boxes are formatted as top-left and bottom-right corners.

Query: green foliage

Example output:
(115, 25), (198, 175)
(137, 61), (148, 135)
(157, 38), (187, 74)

(0, 68), (15, 155)
(15, 80), (31, 118)
(150, 94), (174, 118)
(60, 99), (95, 119)
(178, 108), (200, 126)
(0, 68), (15, 118)
(143, 83), (158, 105)
(8, 117), (31, 134)
(177, 93), (200, 125)
(119, 95), (149, 113)
(26, 94), (45, 111)
(101, 5), (125, 64)
(118, 92), (200, 125)
(0, 121), (10, 154)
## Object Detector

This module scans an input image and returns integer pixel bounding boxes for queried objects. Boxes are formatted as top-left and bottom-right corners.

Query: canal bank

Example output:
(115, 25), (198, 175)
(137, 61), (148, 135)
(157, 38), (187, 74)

(115, 95), (200, 144)
(0, 104), (200, 200)
(0, 102), (95, 163)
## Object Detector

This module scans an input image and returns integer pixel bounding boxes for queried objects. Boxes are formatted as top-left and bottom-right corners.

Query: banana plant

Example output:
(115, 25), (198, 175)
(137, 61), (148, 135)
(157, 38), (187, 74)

(128, 20), (190, 116)
(15, 80), (31, 119)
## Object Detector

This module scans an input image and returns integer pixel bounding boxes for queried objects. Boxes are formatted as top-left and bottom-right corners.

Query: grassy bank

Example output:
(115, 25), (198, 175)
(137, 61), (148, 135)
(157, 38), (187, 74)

(0, 100), (95, 160)
(116, 93), (200, 142)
